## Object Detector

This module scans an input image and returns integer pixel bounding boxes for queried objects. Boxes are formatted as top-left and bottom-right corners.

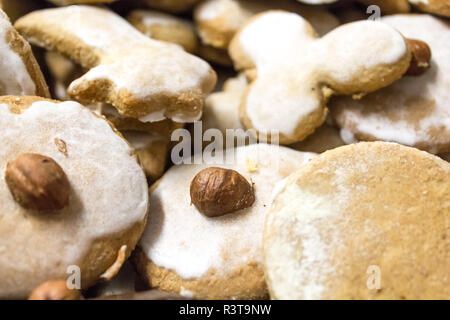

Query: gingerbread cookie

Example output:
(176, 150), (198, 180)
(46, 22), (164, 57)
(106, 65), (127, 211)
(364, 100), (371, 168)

(331, 15), (450, 154)
(47, 0), (117, 5)
(229, 11), (412, 144)
(0, 96), (148, 298)
(133, 144), (316, 299)
(127, 10), (198, 54)
(0, 9), (49, 97)
(194, 0), (339, 50)
(15, 5), (216, 123)
(409, 0), (450, 17)
(264, 142), (450, 299)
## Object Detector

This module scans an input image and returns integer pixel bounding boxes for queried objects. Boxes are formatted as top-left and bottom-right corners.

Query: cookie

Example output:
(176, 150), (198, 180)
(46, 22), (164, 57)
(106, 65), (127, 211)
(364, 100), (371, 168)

(229, 11), (412, 144)
(0, 0), (43, 22)
(127, 10), (198, 54)
(15, 5), (217, 123)
(0, 9), (49, 97)
(194, 0), (340, 50)
(133, 144), (316, 299)
(0, 96), (149, 298)
(409, 0), (450, 17)
(142, 0), (201, 13)
(331, 15), (450, 154)
(264, 142), (450, 299)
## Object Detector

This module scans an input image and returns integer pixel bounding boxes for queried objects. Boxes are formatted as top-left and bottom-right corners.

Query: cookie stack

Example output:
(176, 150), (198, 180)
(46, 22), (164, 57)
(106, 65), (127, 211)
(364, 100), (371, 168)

(0, 0), (448, 300)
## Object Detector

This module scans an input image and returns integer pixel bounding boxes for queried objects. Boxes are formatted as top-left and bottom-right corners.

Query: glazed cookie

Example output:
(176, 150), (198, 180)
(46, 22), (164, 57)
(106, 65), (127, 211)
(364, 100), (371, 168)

(289, 123), (345, 154)
(15, 5), (216, 123)
(194, 0), (339, 50)
(0, 9), (49, 97)
(127, 10), (198, 54)
(142, 0), (201, 13)
(133, 144), (316, 299)
(331, 15), (450, 154)
(409, 0), (450, 17)
(0, 96), (148, 299)
(229, 11), (412, 144)
(264, 142), (450, 300)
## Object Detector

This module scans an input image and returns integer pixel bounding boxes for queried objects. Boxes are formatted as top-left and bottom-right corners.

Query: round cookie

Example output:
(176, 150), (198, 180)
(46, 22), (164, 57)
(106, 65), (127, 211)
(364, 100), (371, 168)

(331, 15), (450, 154)
(229, 11), (412, 144)
(409, 0), (450, 17)
(127, 10), (199, 54)
(264, 142), (450, 300)
(0, 96), (148, 299)
(0, 9), (49, 97)
(133, 144), (316, 299)
(194, 0), (340, 50)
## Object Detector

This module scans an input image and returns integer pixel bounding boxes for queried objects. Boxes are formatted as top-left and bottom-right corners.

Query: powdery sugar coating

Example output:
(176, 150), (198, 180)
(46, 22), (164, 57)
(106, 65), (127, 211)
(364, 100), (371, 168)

(232, 11), (409, 143)
(0, 10), (35, 95)
(140, 144), (315, 279)
(0, 100), (148, 298)
(264, 142), (450, 299)
(332, 15), (450, 154)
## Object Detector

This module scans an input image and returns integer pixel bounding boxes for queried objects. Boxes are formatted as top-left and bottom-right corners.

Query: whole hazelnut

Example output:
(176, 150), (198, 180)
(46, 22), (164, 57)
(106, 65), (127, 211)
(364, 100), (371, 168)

(406, 38), (432, 76)
(190, 167), (255, 217)
(5, 153), (70, 211)
(28, 280), (82, 300)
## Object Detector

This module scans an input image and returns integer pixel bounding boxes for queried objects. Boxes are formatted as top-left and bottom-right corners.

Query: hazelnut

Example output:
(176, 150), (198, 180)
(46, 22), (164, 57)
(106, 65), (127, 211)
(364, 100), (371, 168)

(5, 153), (70, 211)
(406, 38), (432, 76)
(190, 167), (255, 217)
(28, 280), (82, 300)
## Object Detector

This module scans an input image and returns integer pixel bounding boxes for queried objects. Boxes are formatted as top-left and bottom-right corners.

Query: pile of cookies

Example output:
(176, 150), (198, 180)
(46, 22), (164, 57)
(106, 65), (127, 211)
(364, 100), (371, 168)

(0, 0), (448, 300)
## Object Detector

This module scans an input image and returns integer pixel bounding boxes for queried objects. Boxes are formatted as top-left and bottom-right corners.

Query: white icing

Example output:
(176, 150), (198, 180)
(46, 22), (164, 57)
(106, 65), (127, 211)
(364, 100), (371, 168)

(0, 100), (148, 298)
(0, 10), (36, 95)
(140, 144), (315, 279)
(409, 0), (429, 4)
(236, 12), (407, 138)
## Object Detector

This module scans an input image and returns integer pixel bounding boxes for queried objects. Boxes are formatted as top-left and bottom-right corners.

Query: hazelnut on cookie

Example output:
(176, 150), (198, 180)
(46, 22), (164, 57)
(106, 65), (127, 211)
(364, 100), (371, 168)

(0, 96), (148, 299)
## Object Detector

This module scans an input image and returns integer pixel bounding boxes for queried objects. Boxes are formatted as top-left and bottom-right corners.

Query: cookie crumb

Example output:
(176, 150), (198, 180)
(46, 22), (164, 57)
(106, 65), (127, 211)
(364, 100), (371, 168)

(54, 138), (68, 157)
(246, 158), (258, 173)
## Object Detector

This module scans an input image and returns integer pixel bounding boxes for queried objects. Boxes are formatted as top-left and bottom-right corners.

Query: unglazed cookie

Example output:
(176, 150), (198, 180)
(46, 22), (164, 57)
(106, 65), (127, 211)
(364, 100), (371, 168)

(264, 142), (450, 300)
(0, 0), (43, 22)
(15, 5), (216, 123)
(194, 0), (339, 50)
(229, 11), (412, 144)
(0, 96), (148, 299)
(127, 10), (198, 54)
(143, 0), (201, 13)
(409, 0), (450, 17)
(133, 144), (316, 299)
(0, 9), (49, 97)
(331, 15), (450, 154)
